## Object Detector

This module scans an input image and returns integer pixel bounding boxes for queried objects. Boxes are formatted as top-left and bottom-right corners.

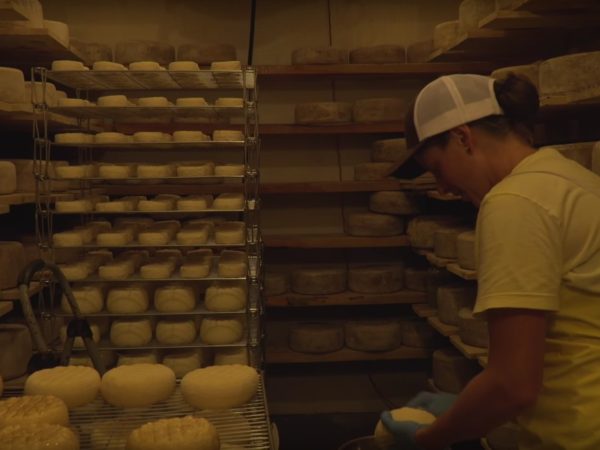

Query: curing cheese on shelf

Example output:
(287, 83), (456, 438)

(96, 225), (136, 246)
(24, 366), (100, 408)
(44, 20), (69, 48)
(345, 212), (404, 236)
(433, 20), (460, 49)
(294, 101), (352, 125)
(117, 351), (158, 366)
(0, 67), (26, 104)
(137, 194), (179, 212)
(349, 45), (406, 63)
(215, 164), (245, 176)
(109, 319), (153, 347)
(115, 40), (175, 66)
(177, 195), (213, 211)
(374, 408), (435, 449)
(173, 131), (210, 143)
(55, 199), (93, 213)
(458, 0), (495, 32)
(106, 284), (149, 314)
(97, 95), (130, 107)
(92, 60), (126, 71)
(434, 227), (471, 259)
(291, 267), (346, 295)
(181, 365), (259, 410)
(154, 284), (196, 312)
(136, 96), (170, 107)
(180, 250), (213, 278)
(24, 81), (57, 106)
(177, 43), (237, 65)
(140, 258), (176, 279)
(213, 347), (249, 366)
(51, 60), (88, 72)
(213, 193), (244, 210)
(371, 138), (410, 163)
(213, 129), (245, 141)
(352, 98), (404, 123)
(458, 307), (489, 348)
(217, 250), (247, 278)
(404, 268), (428, 291)
(402, 320), (436, 348)
(176, 224), (211, 245)
(407, 215), (464, 249)
(215, 221), (245, 244)
(176, 97), (208, 107)
(264, 271), (290, 296)
(199, 317), (244, 345)
(0, 423), (79, 450)
(60, 284), (104, 314)
(98, 259), (135, 280)
(168, 61), (200, 71)
(215, 97), (243, 107)
(437, 284), (477, 325)
(289, 322), (344, 353)
(101, 363), (176, 408)
(433, 348), (480, 393)
(539, 51), (600, 105)
(127, 416), (220, 450)
(369, 191), (420, 215)
(210, 60), (242, 71)
(344, 320), (402, 352)
(204, 281), (247, 312)
(155, 319), (197, 345)
(137, 164), (175, 178)
(98, 164), (134, 179)
(0, 395), (69, 427)
(491, 63), (540, 89)
(354, 162), (395, 180)
(348, 265), (404, 294)
(457, 231), (476, 270)
(162, 351), (203, 378)
(291, 47), (348, 65)
(176, 161), (215, 176)
(0, 242), (26, 289)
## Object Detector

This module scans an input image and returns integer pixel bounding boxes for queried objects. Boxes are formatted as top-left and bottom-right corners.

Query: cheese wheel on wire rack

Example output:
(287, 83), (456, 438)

(94, 131), (130, 144)
(0, 423), (79, 450)
(154, 284), (196, 312)
(60, 284), (104, 314)
(98, 259), (135, 280)
(199, 317), (244, 345)
(161, 351), (203, 378)
(109, 319), (153, 347)
(96, 226), (136, 246)
(54, 132), (94, 145)
(289, 322), (344, 353)
(213, 130), (244, 142)
(213, 193), (244, 210)
(215, 164), (245, 177)
(348, 265), (404, 294)
(180, 250), (213, 278)
(213, 347), (249, 366)
(205, 281), (247, 312)
(291, 267), (346, 295)
(140, 259), (176, 279)
(217, 250), (247, 278)
(294, 101), (352, 125)
(168, 61), (200, 71)
(176, 162), (214, 177)
(176, 224), (211, 245)
(215, 97), (243, 107)
(137, 195), (179, 212)
(156, 319), (197, 345)
(176, 97), (208, 107)
(345, 212), (404, 236)
(344, 320), (402, 352)
(98, 164), (134, 179)
(117, 351), (158, 366)
(177, 195), (213, 211)
(369, 191), (420, 215)
(106, 284), (150, 314)
(137, 164), (175, 178)
(458, 307), (489, 348)
(24, 365), (100, 408)
(215, 221), (245, 244)
(172, 131), (210, 143)
(0, 395), (69, 427)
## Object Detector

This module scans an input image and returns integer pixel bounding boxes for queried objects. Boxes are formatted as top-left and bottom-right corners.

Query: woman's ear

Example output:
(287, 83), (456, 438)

(450, 125), (474, 153)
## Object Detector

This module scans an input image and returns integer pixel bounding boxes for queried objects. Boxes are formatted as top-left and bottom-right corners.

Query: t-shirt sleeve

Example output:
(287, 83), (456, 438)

(474, 193), (562, 315)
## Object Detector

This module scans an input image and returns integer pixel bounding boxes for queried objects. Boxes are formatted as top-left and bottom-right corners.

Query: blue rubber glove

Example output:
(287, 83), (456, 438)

(406, 391), (458, 417)
(380, 410), (424, 450)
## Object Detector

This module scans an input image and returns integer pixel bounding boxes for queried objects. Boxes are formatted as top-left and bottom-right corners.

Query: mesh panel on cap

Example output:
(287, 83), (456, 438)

(414, 79), (456, 140)
(453, 74), (492, 104)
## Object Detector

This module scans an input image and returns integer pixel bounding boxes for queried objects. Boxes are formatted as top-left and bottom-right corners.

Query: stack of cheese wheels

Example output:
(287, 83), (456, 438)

(217, 250), (247, 278)
(369, 191), (420, 215)
(178, 43), (237, 65)
(374, 407), (436, 449)
(458, 308), (489, 348)
(154, 284), (196, 312)
(180, 249), (213, 278)
(434, 226), (471, 259)
(126, 416), (220, 450)
(352, 98), (404, 123)
(434, 20), (460, 50)
(100, 363), (176, 407)
(345, 212), (404, 236)
(181, 364), (259, 409)
(200, 317), (244, 345)
(205, 281), (247, 312)
(264, 271), (289, 296)
(349, 45), (405, 63)
(0, 394), (69, 426)
(354, 162), (395, 181)
(491, 62), (540, 89)
(109, 318), (153, 347)
(407, 215), (464, 248)
(295, 101), (352, 125)
(344, 320), (402, 352)
(162, 350), (203, 378)
(457, 230), (476, 270)
(348, 265), (404, 294)
(433, 348), (480, 393)
(437, 284), (477, 325)
(156, 319), (197, 345)
(291, 47), (348, 64)
(402, 319), (436, 348)
(60, 284), (104, 314)
(458, 0), (495, 33)
(106, 284), (149, 314)
(24, 366), (101, 408)
(0, 423), (79, 450)
(289, 322), (344, 353)
(291, 266), (346, 295)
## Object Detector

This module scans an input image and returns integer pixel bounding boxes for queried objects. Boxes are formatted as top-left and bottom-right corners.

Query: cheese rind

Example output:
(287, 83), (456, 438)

(374, 408), (435, 449)
(215, 221), (245, 244)
(352, 98), (404, 123)
(205, 281), (247, 312)
(407, 216), (464, 249)
(213, 347), (249, 366)
(369, 191), (420, 215)
(458, 307), (489, 348)
(0, 395), (69, 427)
(349, 45), (405, 64)
(291, 267), (346, 295)
(154, 284), (196, 312)
(0, 423), (79, 450)
(345, 212), (404, 236)
(217, 250), (247, 278)
(434, 227), (470, 259)
(294, 102), (352, 125)
(24, 366), (100, 408)
(291, 47), (348, 65)
(437, 284), (477, 325)
(371, 138), (410, 163)
(109, 319), (153, 347)
(539, 52), (600, 105)
(348, 265), (404, 293)
(199, 317), (244, 344)
(344, 320), (402, 352)
(61, 285), (104, 314)
(126, 415), (220, 450)
(289, 323), (344, 353)
(106, 285), (149, 314)
(156, 319), (197, 345)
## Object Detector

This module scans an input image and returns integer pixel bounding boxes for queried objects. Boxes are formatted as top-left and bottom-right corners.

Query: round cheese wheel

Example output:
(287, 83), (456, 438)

(215, 97), (243, 107)
(0, 423), (79, 450)
(96, 229), (134, 246)
(168, 61), (200, 71)
(55, 199), (93, 213)
(177, 195), (213, 211)
(437, 284), (477, 325)
(369, 191), (420, 215)
(106, 285), (149, 314)
(217, 250), (247, 278)
(407, 216), (465, 249)
(162, 351), (203, 378)
(213, 193), (244, 210)
(178, 43), (237, 65)
(54, 132), (94, 144)
(126, 416), (219, 450)
(176, 227), (210, 245)
(25, 366), (100, 408)
(181, 365), (259, 409)
(100, 363), (176, 407)
(348, 265), (404, 294)
(55, 165), (87, 179)
(180, 261), (211, 279)
(44, 19), (69, 47)
(154, 284), (196, 312)
(94, 132), (129, 144)
(212, 130), (244, 142)
(173, 131), (209, 143)
(97, 95), (129, 107)
(210, 60), (242, 71)
(117, 351), (158, 366)
(0, 395), (69, 427)
(345, 212), (404, 236)
(434, 227), (471, 259)
(93, 61), (126, 71)
(458, 308), (489, 348)
(155, 319), (197, 345)
(344, 320), (402, 352)
(176, 162), (215, 177)
(0, 67), (26, 104)
(133, 132), (167, 144)
(98, 260), (135, 280)
(295, 101), (352, 125)
(289, 323), (344, 353)
(140, 261), (175, 279)
(176, 97), (208, 107)
(136, 96), (169, 107)
(215, 164), (244, 177)
(109, 319), (153, 347)
(349, 45), (406, 63)
(374, 407), (435, 448)
(200, 318), (244, 345)
(434, 20), (460, 50)
(213, 347), (249, 366)
(51, 60), (87, 71)
(291, 267), (346, 295)
(204, 281), (247, 312)
(61, 285), (104, 314)
(214, 221), (245, 245)
(98, 164), (134, 178)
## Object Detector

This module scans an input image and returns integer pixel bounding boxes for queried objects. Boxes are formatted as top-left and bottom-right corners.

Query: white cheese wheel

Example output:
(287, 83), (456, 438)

(101, 363), (176, 407)
(0, 423), (79, 450)
(352, 98), (404, 123)
(369, 191), (420, 215)
(137, 164), (175, 178)
(213, 347), (249, 366)
(295, 102), (352, 125)
(434, 227), (471, 259)
(264, 272), (289, 296)
(181, 365), (259, 409)
(61, 285), (104, 314)
(0, 67), (26, 104)
(291, 267), (346, 295)
(168, 60), (200, 71)
(459, 0), (496, 32)
(176, 225), (211, 245)
(140, 260), (175, 279)
(133, 132), (167, 143)
(94, 131), (129, 144)
(213, 193), (244, 210)
(215, 221), (245, 244)
(58, 262), (91, 281)
(205, 281), (247, 312)
(405, 268), (428, 291)
(458, 308), (489, 348)
(176, 97), (208, 107)
(162, 351), (203, 378)
(53, 230), (85, 248)
(115, 40), (175, 66)
(371, 138), (410, 162)
(55, 199), (93, 213)
(348, 265), (404, 294)
(129, 61), (162, 71)
(349, 45), (406, 63)
(54, 165), (86, 179)
(345, 320), (402, 352)
(180, 259), (212, 279)
(59, 323), (101, 348)
(118, 351), (158, 366)
(97, 95), (129, 107)
(177, 44), (237, 65)
(354, 162), (395, 180)
(54, 133), (94, 145)
(173, 131), (210, 143)
(200, 317), (244, 344)
(110, 319), (153, 347)
(437, 284), (477, 325)
(156, 319), (197, 345)
(176, 162), (215, 177)
(218, 250), (247, 278)
(96, 228), (135, 247)
(374, 407), (436, 448)
(457, 231), (476, 270)
(345, 212), (404, 236)
(434, 20), (460, 49)
(93, 61), (126, 71)
(126, 417), (218, 450)
(106, 285), (149, 314)
(407, 216), (464, 249)
(213, 130), (244, 141)
(491, 63), (540, 89)
(24, 366), (100, 408)
(44, 20), (69, 48)
(51, 60), (88, 71)
(154, 284), (196, 312)
(0, 242), (25, 290)
(289, 323), (344, 353)
(215, 164), (244, 176)
(215, 97), (243, 107)
(177, 195), (213, 210)
(136, 96), (169, 107)
(95, 199), (137, 212)
(57, 97), (88, 107)
(137, 197), (177, 213)
(98, 260), (135, 280)
(210, 60), (242, 70)
(433, 348), (480, 393)
(402, 320), (436, 348)
(291, 47), (348, 64)
(0, 395), (69, 427)
(97, 164), (133, 179)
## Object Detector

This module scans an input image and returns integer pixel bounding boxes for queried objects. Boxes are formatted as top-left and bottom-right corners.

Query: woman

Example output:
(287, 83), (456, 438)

(381, 73), (600, 450)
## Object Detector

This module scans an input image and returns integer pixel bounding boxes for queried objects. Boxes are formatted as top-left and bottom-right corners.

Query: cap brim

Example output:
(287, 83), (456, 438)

(384, 145), (427, 179)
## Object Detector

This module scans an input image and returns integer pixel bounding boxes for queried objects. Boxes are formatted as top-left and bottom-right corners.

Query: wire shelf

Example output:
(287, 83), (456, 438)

(53, 239), (246, 250)
(51, 208), (245, 215)
(50, 140), (247, 149)
(53, 303), (247, 318)
(49, 105), (246, 121)
(67, 338), (248, 351)
(2, 375), (272, 450)
(48, 176), (244, 184)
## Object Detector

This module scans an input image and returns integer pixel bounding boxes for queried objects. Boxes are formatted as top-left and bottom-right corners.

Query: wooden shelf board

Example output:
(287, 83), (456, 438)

(262, 234), (410, 249)
(424, 251), (455, 269)
(261, 179), (424, 194)
(0, 25), (84, 64)
(412, 303), (437, 318)
(0, 1), (28, 20)
(266, 344), (430, 364)
(267, 290), (427, 307)
(260, 122), (403, 135)
(0, 101), (78, 130)
(450, 335), (488, 360)
(447, 262), (478, 281)
(101, 183), (243, 196)
(0, 282), (42, 301)
(427, 315), (459, 337)
(479, 9), (600, 30)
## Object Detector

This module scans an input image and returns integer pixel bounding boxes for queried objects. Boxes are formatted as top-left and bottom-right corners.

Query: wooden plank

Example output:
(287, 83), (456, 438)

(412, 303), (437, 318)
(427, 315), (459, 337)
(261, 180), (410, 194)
(260, 122), (404, 135)
(0, 101), (78, 131)
(262, 234), (410, 249)
(0, 1), (28, 20)
(479, 9), (600, 30)
(266, 344), (430, 364)
(267, 290), (427, 307)
(450, 335), (488, 360)
(447, 263), (478, 281)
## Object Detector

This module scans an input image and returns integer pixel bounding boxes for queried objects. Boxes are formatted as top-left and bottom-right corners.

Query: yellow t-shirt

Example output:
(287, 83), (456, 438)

(473, 147), (600, 450)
